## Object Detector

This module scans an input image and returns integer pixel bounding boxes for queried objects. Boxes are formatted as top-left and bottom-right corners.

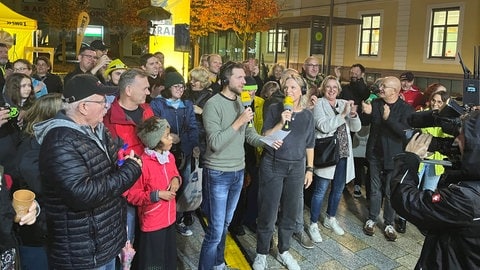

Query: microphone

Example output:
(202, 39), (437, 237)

(240, 91), (253, 127)
(283, 96), (293, 130)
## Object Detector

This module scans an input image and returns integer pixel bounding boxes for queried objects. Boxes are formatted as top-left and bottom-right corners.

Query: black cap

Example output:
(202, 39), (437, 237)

(90, 40), (109, 51)
(63, 74), (116, 103)
(399, 71), (415, 81)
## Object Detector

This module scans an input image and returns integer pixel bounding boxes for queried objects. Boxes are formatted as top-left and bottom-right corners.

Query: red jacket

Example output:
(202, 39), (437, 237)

(125, 152), (180, 232)
(103, 99), (154, 155)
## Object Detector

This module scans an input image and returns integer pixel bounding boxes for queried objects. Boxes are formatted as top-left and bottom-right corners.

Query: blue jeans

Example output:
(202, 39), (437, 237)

(92, 258), (115, 270)
(198, 168), (244, 270)
(19, 246), (49, 270)
(310, 158), (347, 222)
(418, 164), (440, 191)
(368, 157), (395, 225)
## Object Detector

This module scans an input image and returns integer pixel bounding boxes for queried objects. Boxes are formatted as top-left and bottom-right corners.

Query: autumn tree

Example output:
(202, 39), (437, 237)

(219, 0), (280, 60)
(44, 0), (89, 65)
(190, 0), (224, 65)
(105, 0), (150, 58)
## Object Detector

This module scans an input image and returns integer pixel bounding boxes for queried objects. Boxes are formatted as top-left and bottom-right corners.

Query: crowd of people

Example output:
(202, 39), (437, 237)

(1, 38), (479, 270)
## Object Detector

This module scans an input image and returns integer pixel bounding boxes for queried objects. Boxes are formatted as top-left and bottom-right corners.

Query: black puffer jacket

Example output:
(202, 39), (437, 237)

(36, 112), (142, 270)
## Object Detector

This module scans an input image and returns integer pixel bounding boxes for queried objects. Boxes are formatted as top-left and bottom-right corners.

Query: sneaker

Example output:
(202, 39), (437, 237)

(176, 222), (193, 236)
(384, 225), (397, 241)
(307, 223), (323, 243)
(363, 219), (375, 236)
(252, 254), (267, 270)
(277, 251), (300, 270)
(353, 185), (362, 198)
(293, 231), (314, 249)
(323, 216), (345, 235)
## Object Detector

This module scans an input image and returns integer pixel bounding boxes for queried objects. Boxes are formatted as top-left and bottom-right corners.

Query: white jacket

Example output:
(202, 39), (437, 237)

(312, 97), (361, 182)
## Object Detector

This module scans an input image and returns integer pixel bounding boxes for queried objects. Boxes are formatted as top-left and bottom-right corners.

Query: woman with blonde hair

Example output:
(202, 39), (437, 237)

(253, 73), (315, 270)
(265, 63), (285, 85)
(307, 75), (361, 242)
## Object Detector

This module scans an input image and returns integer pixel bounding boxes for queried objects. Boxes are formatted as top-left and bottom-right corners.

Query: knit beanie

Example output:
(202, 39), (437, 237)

(243, 76), (258, 91)
(137, 117), (170, 149)
(164, 71), (185, 89)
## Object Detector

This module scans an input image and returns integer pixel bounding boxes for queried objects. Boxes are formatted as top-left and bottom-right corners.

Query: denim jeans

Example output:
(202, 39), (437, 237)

(310, 157), (347, 223)
(368, 157), (395, 225)
(91, 258), (115, 270)
(19, 246), (49, 270)
(198, 168), (244, 270)
(256, 156), (305, 254)
(418, 164), (440, 191)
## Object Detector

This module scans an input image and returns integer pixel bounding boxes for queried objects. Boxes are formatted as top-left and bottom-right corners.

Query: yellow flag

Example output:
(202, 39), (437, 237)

(76, 11), (90, 55)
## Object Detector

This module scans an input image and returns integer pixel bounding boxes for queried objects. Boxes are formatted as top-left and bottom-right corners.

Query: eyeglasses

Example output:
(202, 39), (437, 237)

(380, 84), (395, 90)
(13, 67), (29, 72)
(305, 64), (320, 68)
(171, 84), (185, 90)
(84, 98), (110, 109)
(81, 54), (99, 60)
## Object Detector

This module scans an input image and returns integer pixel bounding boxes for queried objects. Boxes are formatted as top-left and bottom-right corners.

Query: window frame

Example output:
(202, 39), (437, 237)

(359, 13), (381, 57)
(267, 29), (286, 54)
(428, 7), (460, 59)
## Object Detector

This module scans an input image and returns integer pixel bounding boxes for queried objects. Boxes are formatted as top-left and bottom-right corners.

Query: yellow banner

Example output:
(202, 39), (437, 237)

(76, 11), (90, 55)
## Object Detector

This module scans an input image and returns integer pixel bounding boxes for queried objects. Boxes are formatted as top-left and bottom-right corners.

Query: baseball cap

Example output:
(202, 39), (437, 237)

(104, 59), (128, 77)
(399, 71), (415, 81)
(90, 40), (109, 51)
(63, 74), (117, 103)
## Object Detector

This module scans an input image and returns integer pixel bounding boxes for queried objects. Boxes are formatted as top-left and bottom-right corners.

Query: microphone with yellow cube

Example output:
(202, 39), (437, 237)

(283, 96), (294, 130)
(240, 91), (253, 128)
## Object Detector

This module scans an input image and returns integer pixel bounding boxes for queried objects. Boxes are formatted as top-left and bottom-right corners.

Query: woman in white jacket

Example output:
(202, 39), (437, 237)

(307, 75), (361, 242)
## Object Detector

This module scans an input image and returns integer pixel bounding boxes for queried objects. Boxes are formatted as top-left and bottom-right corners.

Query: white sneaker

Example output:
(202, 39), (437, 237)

(307, 223), (323, 243)
(277, 251), (300, 270)
(323, 216), (345, 235)
(252, 254), (267, 270)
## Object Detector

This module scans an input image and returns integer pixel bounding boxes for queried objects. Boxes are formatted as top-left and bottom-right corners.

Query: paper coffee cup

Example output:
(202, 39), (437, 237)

(12, 189), (35, 223)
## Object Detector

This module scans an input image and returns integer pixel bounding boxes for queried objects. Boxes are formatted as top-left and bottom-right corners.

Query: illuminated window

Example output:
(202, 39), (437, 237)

(267, 29), (286, 53)
(359, 14), (380, 56)
(429, 7), (459, 59)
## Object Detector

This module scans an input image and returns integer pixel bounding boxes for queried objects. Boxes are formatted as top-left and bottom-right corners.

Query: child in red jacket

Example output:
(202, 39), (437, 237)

(126, 116), (181, 270)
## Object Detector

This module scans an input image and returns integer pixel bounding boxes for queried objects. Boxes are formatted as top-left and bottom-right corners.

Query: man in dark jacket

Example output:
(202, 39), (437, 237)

(391, 110), (480, 269)
(37, 74), (143, 270)
(361, 76), (413, 241)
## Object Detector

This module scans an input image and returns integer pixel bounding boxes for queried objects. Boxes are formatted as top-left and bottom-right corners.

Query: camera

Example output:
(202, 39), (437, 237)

(406, 98), (467, 168)
(0, 105), (19, 120)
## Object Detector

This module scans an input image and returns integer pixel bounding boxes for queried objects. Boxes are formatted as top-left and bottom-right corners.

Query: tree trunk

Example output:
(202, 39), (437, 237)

(242, 38), (248, 61)
(61, 38), (67, 66)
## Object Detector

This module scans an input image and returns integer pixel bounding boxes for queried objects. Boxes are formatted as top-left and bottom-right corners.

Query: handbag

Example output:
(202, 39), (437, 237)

(313, 104), (340, 168)
(314, 132), (339, 168)
(176, 158), (203, 212)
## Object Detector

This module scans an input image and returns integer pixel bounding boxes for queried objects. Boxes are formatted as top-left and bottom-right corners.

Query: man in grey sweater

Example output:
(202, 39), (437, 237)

(198, 61), (281, 270)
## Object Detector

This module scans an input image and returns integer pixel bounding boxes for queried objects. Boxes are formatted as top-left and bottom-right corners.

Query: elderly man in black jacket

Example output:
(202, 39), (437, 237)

(361, 76), (414, 241)
(36, 74), (142, 270)
(391, 111), (480, 269)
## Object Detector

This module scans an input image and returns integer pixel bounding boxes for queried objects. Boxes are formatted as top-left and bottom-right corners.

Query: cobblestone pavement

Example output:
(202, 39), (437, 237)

(176, 185), (424, 269)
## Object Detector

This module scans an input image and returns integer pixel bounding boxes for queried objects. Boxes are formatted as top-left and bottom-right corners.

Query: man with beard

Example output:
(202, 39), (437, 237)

(0, 43), (12, 90)
(337, 63), (371, 198)
(198, 62), (282, 270)
(64, 46), (109, 84)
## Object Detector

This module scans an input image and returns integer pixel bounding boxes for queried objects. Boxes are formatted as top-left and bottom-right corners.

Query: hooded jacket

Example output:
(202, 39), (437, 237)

(391, 111), (480, 269)
(35, 111), (142, 270)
